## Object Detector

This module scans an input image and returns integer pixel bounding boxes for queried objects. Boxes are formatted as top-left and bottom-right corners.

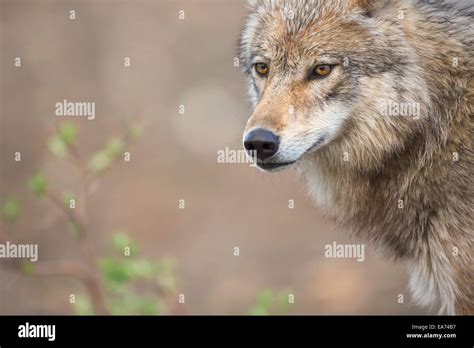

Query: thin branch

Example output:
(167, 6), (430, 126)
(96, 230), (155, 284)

(43, 185), (108, 314)
(2, 123), (145, 316)
(28, 260), (89, 279)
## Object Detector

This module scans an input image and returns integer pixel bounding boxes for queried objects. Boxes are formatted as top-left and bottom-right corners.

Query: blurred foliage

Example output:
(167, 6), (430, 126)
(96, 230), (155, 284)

(88, 137), (125, 174)
(72, 293), (94, 315)
(58, 122), (77, 145)
(105, 137), (125, 158)
(96, 231), (176, 315)
(88, 150), (112, 174)
(2, 198), (20, 222)
(128, 123), (144, 140)
(5, 121), (178, 315)
(21, 260), (35, 276)
(249, 289), (294, 315)
(48, 122), (77, 158)
(28, 173), (47, 198)
(48, 135), (67, 158)
(113, 231), (139, 256)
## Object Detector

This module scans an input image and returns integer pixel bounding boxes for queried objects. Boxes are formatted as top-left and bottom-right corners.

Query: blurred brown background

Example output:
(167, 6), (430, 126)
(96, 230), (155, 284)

(0, 0), (426, 314)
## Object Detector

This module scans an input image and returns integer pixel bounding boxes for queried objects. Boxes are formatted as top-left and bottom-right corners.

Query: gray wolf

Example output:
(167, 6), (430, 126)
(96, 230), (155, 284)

(239, 0), (474, 314)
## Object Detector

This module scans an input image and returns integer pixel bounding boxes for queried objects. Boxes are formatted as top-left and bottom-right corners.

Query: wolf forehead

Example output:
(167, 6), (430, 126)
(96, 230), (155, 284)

(239, 0), (390, 73)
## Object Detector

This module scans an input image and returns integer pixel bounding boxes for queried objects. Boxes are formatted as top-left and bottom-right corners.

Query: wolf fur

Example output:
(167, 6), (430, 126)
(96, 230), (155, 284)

(239, 0), (474, 314)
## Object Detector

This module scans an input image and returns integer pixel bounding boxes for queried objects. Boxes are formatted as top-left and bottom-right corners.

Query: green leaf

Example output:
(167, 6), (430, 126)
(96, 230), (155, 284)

(136, 298), (160, 315)
(248, 305), (268, 315)
(103, 278), (124, 295)
(88, 151), (112, 174)
(108, 293), (161, 315)
(130, 259), (156, 279)
(99, 258), (133, 284)
(72, 293), (94, 315)
(58, 122), (77, 145)
(88, 137), (125, 174)
(129, 123), (144, 139)
(21, 260), (35, 275)
(248, 289), (274, 315)
(255, 289), (274, 308)
(48, 136), (67, 158)
(105, 137), (125, 158)
(112, 231), (139, 256)
(157, 273), (176, 293)
(248, 289), (294, 315)
(3, 198), (20, 222)
(276, 290), (292, 313)
(28, 173), (47, 197)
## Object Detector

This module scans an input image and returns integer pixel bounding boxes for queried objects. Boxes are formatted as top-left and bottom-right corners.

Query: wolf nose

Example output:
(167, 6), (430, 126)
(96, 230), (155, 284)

(244, 128), (280, 161)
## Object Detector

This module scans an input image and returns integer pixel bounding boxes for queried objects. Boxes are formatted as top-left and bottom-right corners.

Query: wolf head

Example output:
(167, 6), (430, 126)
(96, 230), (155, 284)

(240, 0), (430, 172)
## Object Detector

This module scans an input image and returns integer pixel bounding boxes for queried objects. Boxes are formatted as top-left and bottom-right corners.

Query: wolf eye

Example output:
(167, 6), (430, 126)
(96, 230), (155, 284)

(255, 63), (269, 76)
(314, 64), (332, 77)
